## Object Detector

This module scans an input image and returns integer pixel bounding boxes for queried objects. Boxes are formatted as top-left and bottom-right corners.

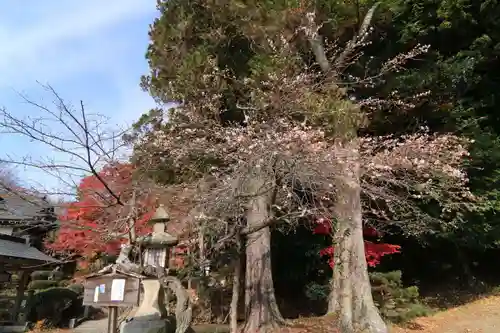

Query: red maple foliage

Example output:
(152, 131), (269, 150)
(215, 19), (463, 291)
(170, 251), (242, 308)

(46, 163), (154, 258)
(313, 218), (400, 268)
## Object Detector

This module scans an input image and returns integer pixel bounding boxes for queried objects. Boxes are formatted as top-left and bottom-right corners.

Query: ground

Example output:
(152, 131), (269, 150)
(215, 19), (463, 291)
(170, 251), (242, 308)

(72, 317), (108, 333)
(268, 294), (500, 333)
(30, 294), (500, 333)
(391, 294), (500, 333)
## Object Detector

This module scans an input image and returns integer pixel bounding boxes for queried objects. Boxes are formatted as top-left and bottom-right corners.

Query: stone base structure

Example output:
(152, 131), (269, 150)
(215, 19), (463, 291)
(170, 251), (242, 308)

(119, 277), (192, 333)
(120, 279), (171, 333)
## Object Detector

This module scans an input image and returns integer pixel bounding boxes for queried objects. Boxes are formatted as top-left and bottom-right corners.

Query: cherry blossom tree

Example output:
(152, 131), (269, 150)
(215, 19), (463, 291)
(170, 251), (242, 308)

(137, 2), (477, 332)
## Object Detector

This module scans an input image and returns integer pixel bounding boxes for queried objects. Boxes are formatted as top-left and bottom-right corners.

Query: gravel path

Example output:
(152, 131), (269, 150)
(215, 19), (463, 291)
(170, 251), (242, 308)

(72, 318), (108, 333)
(71, 317), (229, 333)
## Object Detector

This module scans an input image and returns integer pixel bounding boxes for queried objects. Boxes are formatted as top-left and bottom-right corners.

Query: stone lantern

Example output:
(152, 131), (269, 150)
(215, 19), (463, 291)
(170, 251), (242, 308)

(142, 204), (178, 271)
(121, 205), (179, 332)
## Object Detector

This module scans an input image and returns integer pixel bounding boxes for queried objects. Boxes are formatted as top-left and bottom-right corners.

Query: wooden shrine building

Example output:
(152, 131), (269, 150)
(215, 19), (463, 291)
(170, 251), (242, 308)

(0, 190), (59, 331)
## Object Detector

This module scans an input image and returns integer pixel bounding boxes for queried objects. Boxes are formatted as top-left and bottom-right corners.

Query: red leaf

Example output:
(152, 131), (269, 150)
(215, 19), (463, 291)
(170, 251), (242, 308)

(45, 163), (156, 265)
(313, 217), (332, 235)
(312, 217), (401, 268)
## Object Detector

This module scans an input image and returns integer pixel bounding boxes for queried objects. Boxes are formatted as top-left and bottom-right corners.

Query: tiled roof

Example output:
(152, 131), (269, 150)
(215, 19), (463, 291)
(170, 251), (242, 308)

(0, 189), (57, 226)
(0, 236), (59, 263)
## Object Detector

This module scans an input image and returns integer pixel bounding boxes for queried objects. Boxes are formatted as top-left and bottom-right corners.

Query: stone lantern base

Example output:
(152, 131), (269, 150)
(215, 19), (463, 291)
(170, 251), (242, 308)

(119, 279), (172, 333)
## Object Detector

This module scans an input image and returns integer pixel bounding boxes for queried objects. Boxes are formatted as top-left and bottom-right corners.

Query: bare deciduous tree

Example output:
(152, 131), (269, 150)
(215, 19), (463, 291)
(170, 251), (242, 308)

(0, 84), (163, 257)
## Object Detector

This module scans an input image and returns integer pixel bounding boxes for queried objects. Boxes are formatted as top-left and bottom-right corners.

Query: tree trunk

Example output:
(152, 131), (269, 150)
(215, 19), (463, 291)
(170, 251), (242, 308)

(230, 235), (243, 333)
(159, 276), (193, 333)
(242, 177), (285, 333)
(328, 141), (387, 333)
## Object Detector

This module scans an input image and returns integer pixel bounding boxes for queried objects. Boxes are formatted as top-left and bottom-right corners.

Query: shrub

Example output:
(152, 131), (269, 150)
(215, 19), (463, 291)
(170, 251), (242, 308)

(28, 280), (59, 290)
(303, 271), (430, 323)
(25, 287), (83, 328)
(67, 283), (85, 295)
(30, 271), (51, 281)
(58, 280), (71, 287)
(370, 270), (431, 323)
(304, 282), (330, 301)
(30, 270), (64, 281)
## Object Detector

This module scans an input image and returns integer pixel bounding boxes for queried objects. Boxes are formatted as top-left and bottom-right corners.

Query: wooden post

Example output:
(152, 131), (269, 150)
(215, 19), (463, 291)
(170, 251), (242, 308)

(108, 306), (118, 333)
(21, 290), (35, 324)
(12, 271), (29, 323)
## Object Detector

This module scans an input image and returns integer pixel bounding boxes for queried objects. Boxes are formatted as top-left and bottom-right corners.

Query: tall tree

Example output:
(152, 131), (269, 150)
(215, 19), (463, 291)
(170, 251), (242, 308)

(303, 4), (478, 330)
(137, 1), (475, 332)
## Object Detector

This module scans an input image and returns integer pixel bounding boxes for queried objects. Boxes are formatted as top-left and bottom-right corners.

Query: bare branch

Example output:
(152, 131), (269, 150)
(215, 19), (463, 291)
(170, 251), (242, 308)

(0, 83), (127, 202)
(0, 84), (171, 258)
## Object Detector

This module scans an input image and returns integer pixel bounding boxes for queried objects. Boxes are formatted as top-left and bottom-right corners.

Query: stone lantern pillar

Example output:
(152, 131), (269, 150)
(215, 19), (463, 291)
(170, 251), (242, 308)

(143, 205), (178, 272)
(120, 204), (179, 333)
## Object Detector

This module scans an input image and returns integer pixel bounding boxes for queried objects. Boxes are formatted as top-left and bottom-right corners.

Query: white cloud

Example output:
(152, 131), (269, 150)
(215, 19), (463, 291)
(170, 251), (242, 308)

(0, 1), (160, 193)
(0, 0), (157, 86)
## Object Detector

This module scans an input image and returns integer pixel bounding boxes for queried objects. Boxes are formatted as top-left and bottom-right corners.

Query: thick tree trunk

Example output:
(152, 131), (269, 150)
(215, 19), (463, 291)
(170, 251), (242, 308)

(242, 178), (285, 333)
(328, 141), (387, 333)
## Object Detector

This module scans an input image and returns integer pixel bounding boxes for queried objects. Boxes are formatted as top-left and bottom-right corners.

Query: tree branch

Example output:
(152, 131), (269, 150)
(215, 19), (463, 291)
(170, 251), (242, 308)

(305, 3), (380, 77)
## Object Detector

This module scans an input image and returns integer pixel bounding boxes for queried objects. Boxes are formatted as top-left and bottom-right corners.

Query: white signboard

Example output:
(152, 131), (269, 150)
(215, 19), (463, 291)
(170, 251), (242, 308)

(93, 286), (99, 302)
(144, 248), (167, 268)
(110, 279), (126, 301)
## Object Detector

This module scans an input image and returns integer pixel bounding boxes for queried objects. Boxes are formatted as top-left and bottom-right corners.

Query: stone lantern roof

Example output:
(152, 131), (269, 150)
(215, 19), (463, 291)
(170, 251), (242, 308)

(137, 204), (178, 248)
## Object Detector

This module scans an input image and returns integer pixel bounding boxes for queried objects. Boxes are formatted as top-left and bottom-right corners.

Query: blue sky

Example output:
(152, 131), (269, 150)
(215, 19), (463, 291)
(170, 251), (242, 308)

(0, 1), (160, 196)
